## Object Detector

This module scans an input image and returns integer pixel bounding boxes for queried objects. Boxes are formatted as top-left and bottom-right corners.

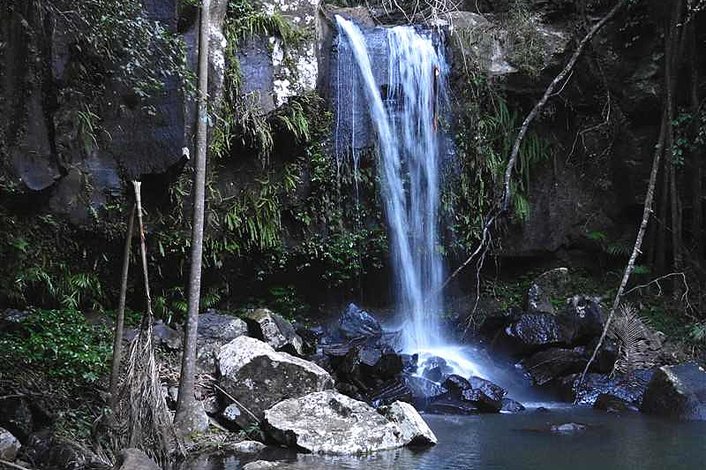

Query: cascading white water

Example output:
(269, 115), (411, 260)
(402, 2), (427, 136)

(334, 16), (448, 356)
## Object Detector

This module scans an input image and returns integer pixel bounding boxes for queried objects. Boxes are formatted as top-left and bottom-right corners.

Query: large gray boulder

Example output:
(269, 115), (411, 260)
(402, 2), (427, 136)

(244, 308), (303, 355)
(217, 337), (333, 427)
(641, 363), (706, 420)
(379, 401), (437, 447)
(263, 390), (406, 454)
(0, 427), (21, 461)
(196, 310), (248, 374)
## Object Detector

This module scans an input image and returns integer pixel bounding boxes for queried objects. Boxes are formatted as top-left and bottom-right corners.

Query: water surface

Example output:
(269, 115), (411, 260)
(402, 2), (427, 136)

(184, 407), (706, 469)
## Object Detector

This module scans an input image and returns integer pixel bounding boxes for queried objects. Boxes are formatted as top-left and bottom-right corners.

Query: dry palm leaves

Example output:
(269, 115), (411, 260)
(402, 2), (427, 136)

(103, 182), (184, 466)
(609, 304), (663, 376)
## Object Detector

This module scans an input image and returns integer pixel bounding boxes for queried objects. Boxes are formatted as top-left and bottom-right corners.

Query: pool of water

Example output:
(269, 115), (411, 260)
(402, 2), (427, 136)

(182, 407), (706, 470)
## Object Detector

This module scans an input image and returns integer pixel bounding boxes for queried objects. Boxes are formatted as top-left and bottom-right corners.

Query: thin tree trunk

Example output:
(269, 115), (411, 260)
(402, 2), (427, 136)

(689, 25), (703, 258)
(134, 182), (154, 324)
(110, 205), (135, 404)
(175, 0), (210, 431)
(578, 112), (668, 389)
(656, 162), (669, 272)
(665, 0), (685, 292)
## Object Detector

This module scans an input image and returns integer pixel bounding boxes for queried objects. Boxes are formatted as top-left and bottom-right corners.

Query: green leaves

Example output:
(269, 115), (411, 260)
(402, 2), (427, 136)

(0, 309), (111, 382)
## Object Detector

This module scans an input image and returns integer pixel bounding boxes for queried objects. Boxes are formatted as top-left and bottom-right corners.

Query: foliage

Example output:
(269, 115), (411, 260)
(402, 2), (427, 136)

(672, 104), (706, 166)
(0, 309), (111, 382)
(504, 0), (548, 78)
(443, 75), (550, 253)
(0, 211), (109, 311)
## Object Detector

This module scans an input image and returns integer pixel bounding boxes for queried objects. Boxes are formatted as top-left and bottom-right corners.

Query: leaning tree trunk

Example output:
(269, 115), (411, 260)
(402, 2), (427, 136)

(110, 205), (135, 404)
(175, 0), (210, 434)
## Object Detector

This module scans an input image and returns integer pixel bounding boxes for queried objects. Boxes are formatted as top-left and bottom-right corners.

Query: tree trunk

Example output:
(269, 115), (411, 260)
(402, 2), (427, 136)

(665, 0), (684, 294)
(578, 112), (668, 389)
(110, 205), (135, 405)
(689, 25), (703, 258)
(175, 0), (210, 433)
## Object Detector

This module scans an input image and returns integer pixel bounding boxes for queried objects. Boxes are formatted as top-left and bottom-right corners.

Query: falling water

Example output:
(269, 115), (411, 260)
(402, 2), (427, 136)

(334, 16), (447, 355)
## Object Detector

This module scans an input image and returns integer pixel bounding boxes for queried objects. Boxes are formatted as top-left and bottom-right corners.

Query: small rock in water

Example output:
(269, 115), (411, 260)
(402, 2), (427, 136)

(243, 461), (284, 470)
(232, 440), (267, 454)
(550, 422), (588, 433)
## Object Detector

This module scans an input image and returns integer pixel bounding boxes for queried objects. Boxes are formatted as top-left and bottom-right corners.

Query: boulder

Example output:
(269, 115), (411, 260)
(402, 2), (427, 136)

(420, 356), (454, 383)
(217, 336), (333, 427)
(522, 347), (587, 385)
(114, 448), (160, 470)
(501, 313), (572, 354)
(404, 375), (447, 409)
(501, 398), (526, 413)
(245, 308), (303, 355)
(468, 376), (507, 404)
(339, 303), (382, 340)
(559, 295), (604, 343)
(558, 370), (654, 406)
(378, 401), (437, 446)
(0, 427), (21, 461)
(526, 267), (569, 314)
(641, 363), (706, 420)
(594, 394), (638, 413)
(152, 320), (183, 350)
(425, 395), (479, 415)
(196, 310), (248, 373)
(428, 375), (507, 414)
(264, 390), (406, 454)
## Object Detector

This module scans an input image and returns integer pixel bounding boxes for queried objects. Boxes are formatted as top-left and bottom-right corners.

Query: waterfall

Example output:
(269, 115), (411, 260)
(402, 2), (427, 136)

(334, 16), (446, 354)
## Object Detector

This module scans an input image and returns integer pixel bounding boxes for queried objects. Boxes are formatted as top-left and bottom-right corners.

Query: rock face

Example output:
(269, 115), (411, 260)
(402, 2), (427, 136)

(239, 0), (321, 113)
(115, 448), (160, 470)
(264, 390), (406, 454)
(379, 401), (438, 446)
(245, 308), (303, 355)
(641, 363), (706, 420)
(0, 427), (21, 461)
(196, 310), (248, 374)
(217, 336), (333, 427)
